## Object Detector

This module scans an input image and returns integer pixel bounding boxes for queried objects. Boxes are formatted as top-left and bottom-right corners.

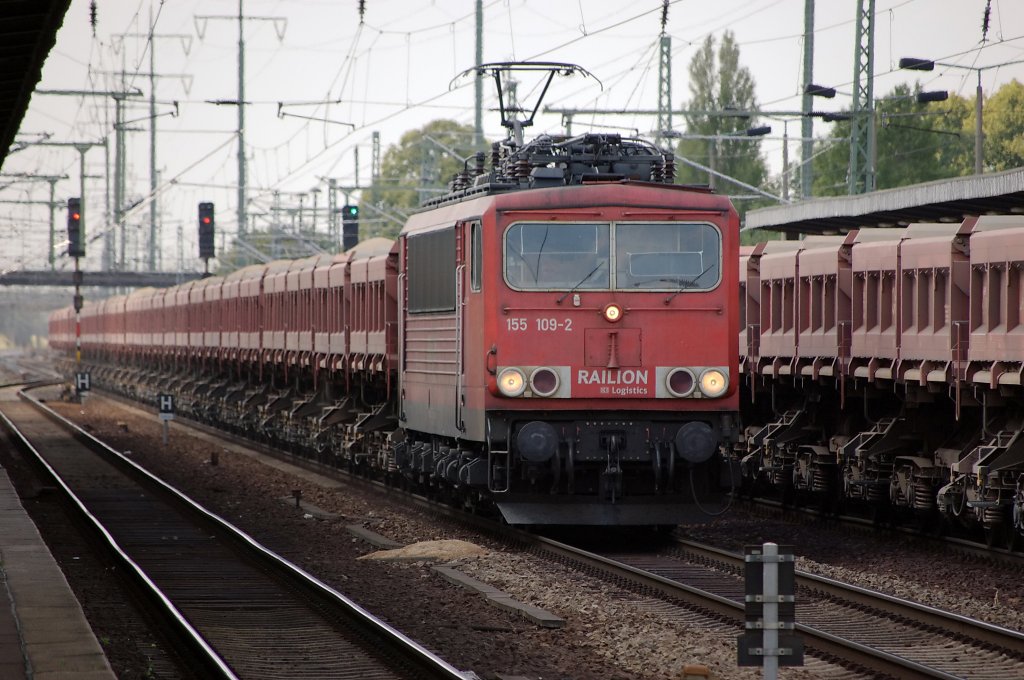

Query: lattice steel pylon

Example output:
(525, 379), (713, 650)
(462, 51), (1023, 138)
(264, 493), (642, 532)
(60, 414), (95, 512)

(656, 1), (671, 149)
(848, 0), (876, 194)
(657, 35), (672, 148)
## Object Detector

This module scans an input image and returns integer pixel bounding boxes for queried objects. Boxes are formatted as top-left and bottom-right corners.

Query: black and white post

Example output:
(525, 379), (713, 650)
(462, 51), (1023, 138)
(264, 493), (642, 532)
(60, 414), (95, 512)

(738, 542), (803, 678)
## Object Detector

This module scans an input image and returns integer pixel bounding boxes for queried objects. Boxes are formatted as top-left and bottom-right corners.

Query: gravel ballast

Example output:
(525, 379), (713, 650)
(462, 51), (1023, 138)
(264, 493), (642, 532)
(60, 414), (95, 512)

(15, 388), (1023, 678)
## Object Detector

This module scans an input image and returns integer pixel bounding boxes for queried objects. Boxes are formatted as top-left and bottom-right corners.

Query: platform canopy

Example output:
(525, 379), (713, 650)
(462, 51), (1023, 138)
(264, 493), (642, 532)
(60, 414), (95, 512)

(745, 167), (1024, 236)
(0, 0), (72, 169)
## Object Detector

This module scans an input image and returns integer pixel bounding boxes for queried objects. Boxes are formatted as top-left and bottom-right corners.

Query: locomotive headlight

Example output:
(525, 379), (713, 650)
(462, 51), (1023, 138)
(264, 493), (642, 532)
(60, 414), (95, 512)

(699, 368), (728, 397)
(602, 302), (623, 323)
(665, 368), (697, 397)
(497, 367), (527, 397)
(529, 367), (560, 397)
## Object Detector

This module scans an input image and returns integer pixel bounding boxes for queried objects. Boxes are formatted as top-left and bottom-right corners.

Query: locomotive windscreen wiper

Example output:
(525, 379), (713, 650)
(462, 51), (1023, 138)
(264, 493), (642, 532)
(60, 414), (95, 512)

(662, 264), (715, 303)
(557, 260), (605, 303)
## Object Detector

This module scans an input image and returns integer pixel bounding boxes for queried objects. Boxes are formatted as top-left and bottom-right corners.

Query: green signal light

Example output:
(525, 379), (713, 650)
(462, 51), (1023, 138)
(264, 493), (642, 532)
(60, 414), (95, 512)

(343, 205), (359, 216)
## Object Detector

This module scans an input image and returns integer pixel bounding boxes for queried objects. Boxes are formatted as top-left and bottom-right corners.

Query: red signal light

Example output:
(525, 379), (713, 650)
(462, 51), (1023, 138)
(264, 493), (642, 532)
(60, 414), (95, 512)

(67, 197), (84, 257)
(198, 202), (215, 259)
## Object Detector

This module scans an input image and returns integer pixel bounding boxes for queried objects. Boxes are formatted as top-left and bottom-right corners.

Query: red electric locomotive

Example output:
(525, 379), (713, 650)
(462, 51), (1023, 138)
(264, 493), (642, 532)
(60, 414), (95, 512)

(50, 63), (739, 527)
(394, 63), (739, 524)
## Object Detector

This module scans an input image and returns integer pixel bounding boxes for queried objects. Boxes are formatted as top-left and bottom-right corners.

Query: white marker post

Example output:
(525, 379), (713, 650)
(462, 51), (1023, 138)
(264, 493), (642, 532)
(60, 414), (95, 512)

(158, 394), (175, 446)
(75, 372), (90, 412)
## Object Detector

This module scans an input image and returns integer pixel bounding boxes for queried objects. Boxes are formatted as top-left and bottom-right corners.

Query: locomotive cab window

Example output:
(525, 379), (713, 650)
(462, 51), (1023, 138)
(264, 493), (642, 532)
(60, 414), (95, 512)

(503, 221), (720, 292)
(470, 221), (482, 293)
(505, 222), (610, 290)
(615, 222), (721, 291)
(407, 227), (456, 313)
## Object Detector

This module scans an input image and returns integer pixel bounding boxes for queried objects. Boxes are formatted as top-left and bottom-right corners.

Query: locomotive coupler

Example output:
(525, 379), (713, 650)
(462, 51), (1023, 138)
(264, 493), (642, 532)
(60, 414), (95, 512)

(601, 434), (624, 502)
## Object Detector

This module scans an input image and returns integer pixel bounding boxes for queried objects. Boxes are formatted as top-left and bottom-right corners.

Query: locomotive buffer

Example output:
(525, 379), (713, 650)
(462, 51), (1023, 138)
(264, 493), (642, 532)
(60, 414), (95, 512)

(738, 542), (803, 678)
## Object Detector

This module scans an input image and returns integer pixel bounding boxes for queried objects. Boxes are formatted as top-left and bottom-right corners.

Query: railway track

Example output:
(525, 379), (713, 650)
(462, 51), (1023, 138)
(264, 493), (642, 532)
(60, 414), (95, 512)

(385, 480), (1024, 678)
(0, 384), (473, 680)
(736, 496), (1024, 568)
(37, 378), (1024, 679)
(78, 358), (1024, 568)
(518, 534), (1024, 680)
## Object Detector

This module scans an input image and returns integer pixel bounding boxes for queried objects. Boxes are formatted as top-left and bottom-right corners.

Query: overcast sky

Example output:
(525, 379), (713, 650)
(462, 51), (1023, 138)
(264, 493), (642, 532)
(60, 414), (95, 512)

(3, 0), (1023, 273)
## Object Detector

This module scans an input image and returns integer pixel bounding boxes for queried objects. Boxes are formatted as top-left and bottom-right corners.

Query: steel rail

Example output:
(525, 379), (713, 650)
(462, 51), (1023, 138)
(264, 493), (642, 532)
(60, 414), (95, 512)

(674, 539), (1024, 654)
(524, 534), (985, 680)
(55, 381), (1020, 678)
(0, 388), (238, 680)
(11, 386), (474, 680)
(742, 496), (1024, 567)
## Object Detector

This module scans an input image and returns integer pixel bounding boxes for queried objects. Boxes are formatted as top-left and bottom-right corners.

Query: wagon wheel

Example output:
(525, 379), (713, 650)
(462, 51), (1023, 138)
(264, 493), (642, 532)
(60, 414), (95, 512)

(912, 507), (944, 538)
(868, 500), (892, 528)
(985, 522), (1020, 551)
(779, 466), (796, 509)
(790, 464), (804, 509)
(1005, 529), (1020, 553)
(984, 523), (1010, 549)
(817, 465), (844, 516)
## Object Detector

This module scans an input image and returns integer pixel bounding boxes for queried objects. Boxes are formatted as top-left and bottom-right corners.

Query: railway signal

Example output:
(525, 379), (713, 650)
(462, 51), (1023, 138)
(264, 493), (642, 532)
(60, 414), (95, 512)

(198, 202), (215, 260)
(342, 204), (359, 250)
(67, 197), (84, 257)
(67, 196), (86, 371)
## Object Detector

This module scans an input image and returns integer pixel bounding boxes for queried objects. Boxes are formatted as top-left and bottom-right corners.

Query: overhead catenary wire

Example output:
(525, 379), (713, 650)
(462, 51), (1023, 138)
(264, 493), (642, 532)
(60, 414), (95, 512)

(7, 1), (1024, 274)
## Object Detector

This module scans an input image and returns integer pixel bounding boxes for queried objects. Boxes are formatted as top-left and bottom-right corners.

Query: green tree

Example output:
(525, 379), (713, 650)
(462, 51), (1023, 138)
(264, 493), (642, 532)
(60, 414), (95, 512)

(981, 79), (1024, 172)
(675, 31), (768, 207)
(876, 84), (972, 188)
(812, 83), (976, 196)
(362, 120), (482, 238)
